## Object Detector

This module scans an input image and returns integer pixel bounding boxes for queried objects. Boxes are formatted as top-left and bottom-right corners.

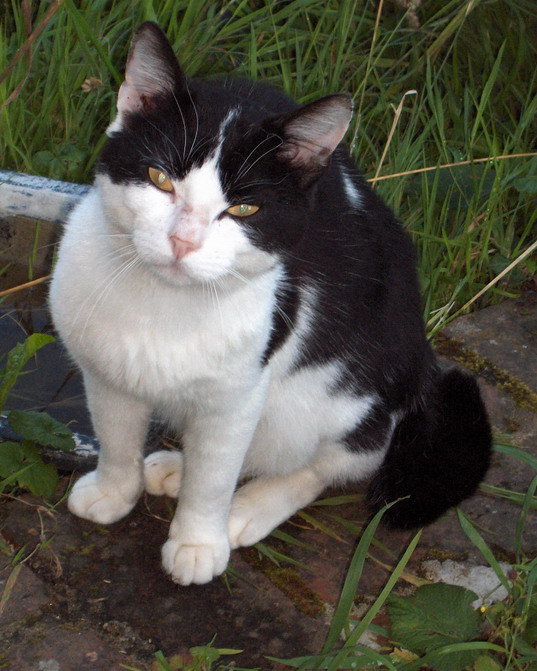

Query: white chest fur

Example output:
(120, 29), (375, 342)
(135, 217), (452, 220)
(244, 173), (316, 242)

(50, 190), (279, 407)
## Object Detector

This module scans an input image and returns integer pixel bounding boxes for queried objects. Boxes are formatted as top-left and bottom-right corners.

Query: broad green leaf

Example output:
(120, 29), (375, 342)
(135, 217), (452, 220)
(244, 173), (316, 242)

(7, 410), (75, 451)
(513, 176), (537, 194)
(489, 254), (525, 284)
(523, 594), (537, 645)
(0, 440), (58, 498)
(0, 334), (55, 410)
(387, 583), (482, 671)
(0, 441), (30, 477)
(18, 458), (58, 499)
(189, 645), (221, 664)
(512, 636), (537, 659)
(474, 654), (502, 671)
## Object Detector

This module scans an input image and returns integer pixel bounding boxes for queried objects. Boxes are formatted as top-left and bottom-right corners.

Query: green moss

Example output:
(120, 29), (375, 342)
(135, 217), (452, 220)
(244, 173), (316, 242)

(240, 547), (325, 618)
(265, 566), (325, 618)
(436, 337), (537, 412)
(77, 543), (95, 556)
(421, 547), (469, 563)
(94, 526), (111, 536)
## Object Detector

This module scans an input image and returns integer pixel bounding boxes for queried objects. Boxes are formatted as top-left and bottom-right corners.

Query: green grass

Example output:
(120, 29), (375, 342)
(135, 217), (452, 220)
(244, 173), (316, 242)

(265, 442), (537, 671)
(1, 0), (536, 327)
(1, 2), (537, 669)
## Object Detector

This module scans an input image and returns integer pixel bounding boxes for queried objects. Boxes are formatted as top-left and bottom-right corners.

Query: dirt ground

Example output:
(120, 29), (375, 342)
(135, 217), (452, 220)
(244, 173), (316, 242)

(1, 290), (536, 670)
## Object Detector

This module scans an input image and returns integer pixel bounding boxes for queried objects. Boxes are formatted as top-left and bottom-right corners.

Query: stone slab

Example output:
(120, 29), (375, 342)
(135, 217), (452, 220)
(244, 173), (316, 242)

(0, 549), (51, 626)
(442, 290), (537, 392)
(4, 625), (130, 671)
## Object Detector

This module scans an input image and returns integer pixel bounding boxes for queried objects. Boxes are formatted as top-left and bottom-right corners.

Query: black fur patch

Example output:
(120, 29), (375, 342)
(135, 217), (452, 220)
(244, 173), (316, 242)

(96, 24), (492, 528)
(366, 368), (492, 528)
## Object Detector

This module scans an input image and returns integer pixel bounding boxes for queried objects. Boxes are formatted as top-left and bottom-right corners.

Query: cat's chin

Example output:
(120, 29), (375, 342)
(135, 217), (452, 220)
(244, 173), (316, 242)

(145, 251), (277, 287)
(146, 257), (233, 287)
(148, 260), (202, 287)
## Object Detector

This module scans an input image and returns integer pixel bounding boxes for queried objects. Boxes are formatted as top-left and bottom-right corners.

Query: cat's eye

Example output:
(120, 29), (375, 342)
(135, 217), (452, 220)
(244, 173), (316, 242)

(225, 204), (260, 217)
(148, 167), (174, 192)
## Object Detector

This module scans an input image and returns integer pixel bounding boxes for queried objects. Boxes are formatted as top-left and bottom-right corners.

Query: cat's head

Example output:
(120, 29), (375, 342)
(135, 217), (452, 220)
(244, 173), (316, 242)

(97, 22), (352, 286)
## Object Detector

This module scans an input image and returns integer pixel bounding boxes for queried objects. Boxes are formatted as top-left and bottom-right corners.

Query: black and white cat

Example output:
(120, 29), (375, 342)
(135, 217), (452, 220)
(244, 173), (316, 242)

(50, 23), (491, 586)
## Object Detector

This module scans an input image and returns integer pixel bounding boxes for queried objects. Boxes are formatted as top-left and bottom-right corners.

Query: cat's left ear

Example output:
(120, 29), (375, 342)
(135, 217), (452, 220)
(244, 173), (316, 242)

(278, 94), (353, 172)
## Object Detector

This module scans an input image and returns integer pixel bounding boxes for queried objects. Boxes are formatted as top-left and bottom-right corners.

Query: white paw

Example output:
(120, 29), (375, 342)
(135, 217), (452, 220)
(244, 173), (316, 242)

(68, 471), (140, 524)
(162, 534), (230, 586)
(144, 450), (183, 497)
(228, 480), (295, 549)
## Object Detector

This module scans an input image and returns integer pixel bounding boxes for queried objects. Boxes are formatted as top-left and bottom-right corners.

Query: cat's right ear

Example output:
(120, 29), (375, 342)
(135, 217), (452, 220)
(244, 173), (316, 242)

(107, 22), (186, 134)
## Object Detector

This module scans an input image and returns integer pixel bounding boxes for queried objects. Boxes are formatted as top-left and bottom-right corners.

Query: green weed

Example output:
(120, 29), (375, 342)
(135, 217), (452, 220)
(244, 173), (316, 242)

(1, 2), (536, 668)
(120, 637), (253, 671)
(268, 441), (537, 670)
(0, 333), (74, 497)
(1, 0), (536, 326)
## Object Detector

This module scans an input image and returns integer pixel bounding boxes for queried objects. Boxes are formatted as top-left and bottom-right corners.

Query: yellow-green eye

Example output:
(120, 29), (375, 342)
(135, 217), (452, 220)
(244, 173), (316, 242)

(226, 203), (260, 217)
(148, 167), (174, 192)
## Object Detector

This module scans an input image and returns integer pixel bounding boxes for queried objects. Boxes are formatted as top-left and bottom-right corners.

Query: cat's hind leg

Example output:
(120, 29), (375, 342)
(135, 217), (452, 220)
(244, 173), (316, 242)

(144, 450), (183, 497)
(228, 469), (324, 548)
(228, 443), (385, 548)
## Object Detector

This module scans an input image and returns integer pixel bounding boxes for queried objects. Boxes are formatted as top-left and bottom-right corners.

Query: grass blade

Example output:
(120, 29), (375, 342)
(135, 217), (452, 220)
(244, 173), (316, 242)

(325, 529), (422, 671)
(515, 474), (537, 560)
(319, 500), (400, 656)
(456, 509), (511, 591)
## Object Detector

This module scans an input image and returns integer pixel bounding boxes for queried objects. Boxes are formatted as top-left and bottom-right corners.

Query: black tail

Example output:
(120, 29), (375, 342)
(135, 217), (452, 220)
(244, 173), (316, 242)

(366, 367), (492, 529)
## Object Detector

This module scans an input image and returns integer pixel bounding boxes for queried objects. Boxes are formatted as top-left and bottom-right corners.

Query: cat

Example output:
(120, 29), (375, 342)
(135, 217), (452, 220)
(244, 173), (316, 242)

(49, 22), (492, 586)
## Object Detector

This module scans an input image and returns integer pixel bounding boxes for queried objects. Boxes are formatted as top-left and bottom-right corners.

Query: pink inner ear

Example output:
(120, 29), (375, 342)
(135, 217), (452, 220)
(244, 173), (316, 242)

(280, 95), (353, 169)
(117, 81), (144, 114)
(288, 136), (340, 168)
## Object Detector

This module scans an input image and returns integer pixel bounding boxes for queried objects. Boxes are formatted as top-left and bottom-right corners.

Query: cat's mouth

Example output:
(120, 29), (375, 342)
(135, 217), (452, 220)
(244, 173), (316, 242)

(151, 256), (197, 284)
(135, 234), (276, 286)
(145, 248), (230, 286)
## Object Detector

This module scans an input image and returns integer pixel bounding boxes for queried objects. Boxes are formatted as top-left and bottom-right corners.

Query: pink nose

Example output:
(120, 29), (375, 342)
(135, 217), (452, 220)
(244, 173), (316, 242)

(170, 235), (199, 260)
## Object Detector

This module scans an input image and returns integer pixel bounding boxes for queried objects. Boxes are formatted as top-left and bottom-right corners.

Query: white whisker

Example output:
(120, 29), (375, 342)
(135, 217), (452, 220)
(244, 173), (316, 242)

(170, 90), (189, 163)
(235, 134), (281, 182)
(184, 83), (200, 165)
(236, 137), (283, 182)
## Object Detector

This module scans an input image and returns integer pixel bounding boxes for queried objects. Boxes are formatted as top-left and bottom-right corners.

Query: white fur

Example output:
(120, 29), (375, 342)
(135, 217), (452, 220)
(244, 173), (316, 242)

(50, 143), (386, 585)
(341, 167), (363, 209)
(145, 450), (183, 497)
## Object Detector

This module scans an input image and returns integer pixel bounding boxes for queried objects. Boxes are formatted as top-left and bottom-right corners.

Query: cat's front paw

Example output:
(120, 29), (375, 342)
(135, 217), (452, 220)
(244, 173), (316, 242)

(68, 471), (141, 524)
(144, 450), (182, 497)
(161, 534), (230, 586)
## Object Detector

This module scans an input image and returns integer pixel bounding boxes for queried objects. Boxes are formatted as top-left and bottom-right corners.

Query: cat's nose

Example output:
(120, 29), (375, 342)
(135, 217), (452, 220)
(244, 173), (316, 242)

(170, 235), (199, 260)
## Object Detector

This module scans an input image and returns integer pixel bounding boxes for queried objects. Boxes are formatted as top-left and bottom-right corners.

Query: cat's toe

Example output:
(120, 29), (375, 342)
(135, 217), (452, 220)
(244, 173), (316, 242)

(228, 504), (273, 549)
(144, 450), (183, 497)
(68, 471), (140, 524)
(161, 535), (230, 585)
(228, 482), (297, 548)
